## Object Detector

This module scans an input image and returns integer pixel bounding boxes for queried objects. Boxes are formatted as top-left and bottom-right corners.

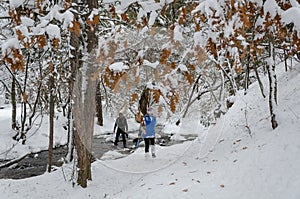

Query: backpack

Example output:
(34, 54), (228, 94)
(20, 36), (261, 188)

(135, 111), (143, 123)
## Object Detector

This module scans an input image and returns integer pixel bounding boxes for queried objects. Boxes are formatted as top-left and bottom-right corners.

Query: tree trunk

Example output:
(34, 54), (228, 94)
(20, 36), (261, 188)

(11, 75), (17, 130)
(29, 58), (43, 126)
(65, 30), (79, 162)
(74, 127), (92, 188)
(65, 103), (74, 163)
(48, 73), (55, 173)
(244, 60), (250, 94)
(266, 36), (278, 130)
(139, 88), (150, 115)
(71, 0), (98, 187)
(73, 62), (97, 187)
(96, 81), (103, 126)
(182, 74), (202, 118)
(267, 63), (278, 129)
(253, 62), (266, 98)
(20, 56), (30, 144)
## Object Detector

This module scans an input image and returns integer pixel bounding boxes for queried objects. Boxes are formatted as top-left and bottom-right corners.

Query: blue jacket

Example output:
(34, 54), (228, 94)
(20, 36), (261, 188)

(141, 114), (156, 138)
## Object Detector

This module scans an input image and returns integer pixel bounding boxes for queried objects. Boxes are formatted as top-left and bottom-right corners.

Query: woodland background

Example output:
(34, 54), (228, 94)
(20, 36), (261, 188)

(0, 0), (299, 188)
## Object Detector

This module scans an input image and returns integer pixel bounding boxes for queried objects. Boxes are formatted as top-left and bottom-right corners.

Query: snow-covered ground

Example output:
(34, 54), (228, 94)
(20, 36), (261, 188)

(0, 62), (299, 199)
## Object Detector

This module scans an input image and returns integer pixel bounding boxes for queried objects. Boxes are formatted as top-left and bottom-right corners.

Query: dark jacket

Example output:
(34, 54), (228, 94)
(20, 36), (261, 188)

(114, 116), (128, 132)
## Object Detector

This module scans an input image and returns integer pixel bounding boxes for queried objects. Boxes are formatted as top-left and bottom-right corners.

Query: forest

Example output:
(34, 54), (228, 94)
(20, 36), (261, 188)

(0, 0), (299, 189)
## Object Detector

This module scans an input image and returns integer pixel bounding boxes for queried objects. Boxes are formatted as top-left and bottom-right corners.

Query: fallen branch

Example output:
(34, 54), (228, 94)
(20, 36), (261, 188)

(0, 153), (30, 169)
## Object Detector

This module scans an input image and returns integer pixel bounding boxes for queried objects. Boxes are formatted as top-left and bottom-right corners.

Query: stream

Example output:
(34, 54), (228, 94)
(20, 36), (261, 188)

(0, 127), (197, 179)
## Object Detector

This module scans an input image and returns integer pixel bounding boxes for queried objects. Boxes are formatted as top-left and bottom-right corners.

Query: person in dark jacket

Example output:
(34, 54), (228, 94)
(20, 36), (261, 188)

(141, 108), (156, 158)
(113, 112), (128, 148)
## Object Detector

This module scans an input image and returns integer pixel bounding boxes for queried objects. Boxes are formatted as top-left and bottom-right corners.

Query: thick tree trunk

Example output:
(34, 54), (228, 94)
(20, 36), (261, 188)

(71, 0), (98, 188)
(74, 127), (92, 188)
(73, 62), (97, 187)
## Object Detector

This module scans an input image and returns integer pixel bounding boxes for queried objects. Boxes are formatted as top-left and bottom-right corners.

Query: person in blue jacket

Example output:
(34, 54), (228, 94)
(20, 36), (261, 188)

(141, 107), (156, 158)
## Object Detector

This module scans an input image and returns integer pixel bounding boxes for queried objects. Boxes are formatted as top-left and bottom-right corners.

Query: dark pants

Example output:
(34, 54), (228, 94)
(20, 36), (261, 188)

(144, 137), (155, 153)
(114, 128), (127, 148)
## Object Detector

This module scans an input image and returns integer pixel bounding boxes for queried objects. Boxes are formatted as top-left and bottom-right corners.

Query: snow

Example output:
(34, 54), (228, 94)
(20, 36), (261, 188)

(20, 16), (35, 27)
(178, 64), (188, 72)
(103, 0), (117, 3)
(45, 24), (61, 40)
(291, 0), (300, 8)
(193, 31), (206, 47)
(174, 25), (184, 42)
(38, 5), (74, 31)
(281, 7), (300, 37)
(117, 0), (137, 12)
(193, 0), (224, 17)
(149, 11), (158, 27)
(1, 0), (300, 197)
(139, 1), (161, 13)
(0, 61), (299, 198)
(264, 0), (282, 18)
(109, 62), (129, 72)
(9, 0), (25, 8)
(0, 107), (68, 160)
(1, 38), (20, 56)
(143, 60), (159, 69)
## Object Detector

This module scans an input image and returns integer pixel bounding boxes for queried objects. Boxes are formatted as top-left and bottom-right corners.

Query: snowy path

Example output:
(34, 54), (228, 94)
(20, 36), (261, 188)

(96, 115), (224, 175)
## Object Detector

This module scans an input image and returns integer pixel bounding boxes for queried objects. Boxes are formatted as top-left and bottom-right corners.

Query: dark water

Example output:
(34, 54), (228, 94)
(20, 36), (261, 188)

(0, 137), (114, 180)
(0, 146), (67, 179)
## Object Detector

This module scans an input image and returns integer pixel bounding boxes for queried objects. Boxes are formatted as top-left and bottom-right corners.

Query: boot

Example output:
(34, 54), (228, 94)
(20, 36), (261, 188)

(151, 145), (156, 158)
(145, 152), (150, 159)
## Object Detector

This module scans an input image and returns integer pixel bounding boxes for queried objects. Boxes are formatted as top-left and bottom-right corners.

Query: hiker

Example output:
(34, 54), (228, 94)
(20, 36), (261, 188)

(113, 112), (128, 148)
(141, 108), (157, 158)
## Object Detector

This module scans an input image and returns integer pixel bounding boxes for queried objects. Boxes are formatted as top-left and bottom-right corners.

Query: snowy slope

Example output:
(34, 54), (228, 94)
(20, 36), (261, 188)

(105, 64), (300, 199)
(0, 107), (68, 160)
(0, 63), (299, 199)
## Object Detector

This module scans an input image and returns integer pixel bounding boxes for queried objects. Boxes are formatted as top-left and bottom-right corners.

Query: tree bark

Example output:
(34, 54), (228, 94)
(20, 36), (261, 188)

(72, 0), (98, 187)
(139, 88), (150, 115)
(48, 73), (55, 173)
(29, 59), (43, 126)
(96, 81), (103, 126)
(266, 43), (278, 129)
(65, 26), (80, 162)
(11, 75), (17, 130)
(182, 74), (202, 118)
(267, 63), (278, 129)
(20, 55), (30, 144)
(73, 62), (97, 187)
(267, 35), (278, 129)
(253, 62), (266, 98)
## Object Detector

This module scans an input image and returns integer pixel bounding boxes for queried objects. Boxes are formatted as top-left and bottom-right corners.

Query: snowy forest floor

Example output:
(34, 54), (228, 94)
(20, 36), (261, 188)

(0, 126), (197, 179)
(0, 62), (299, 199)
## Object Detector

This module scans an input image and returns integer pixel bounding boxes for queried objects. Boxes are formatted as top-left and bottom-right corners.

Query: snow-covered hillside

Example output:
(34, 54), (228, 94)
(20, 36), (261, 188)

(0, 63), (299, 199)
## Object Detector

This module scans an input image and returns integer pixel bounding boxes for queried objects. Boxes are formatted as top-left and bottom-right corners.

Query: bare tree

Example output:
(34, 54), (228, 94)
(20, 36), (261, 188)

(48, 64), (55, 172)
